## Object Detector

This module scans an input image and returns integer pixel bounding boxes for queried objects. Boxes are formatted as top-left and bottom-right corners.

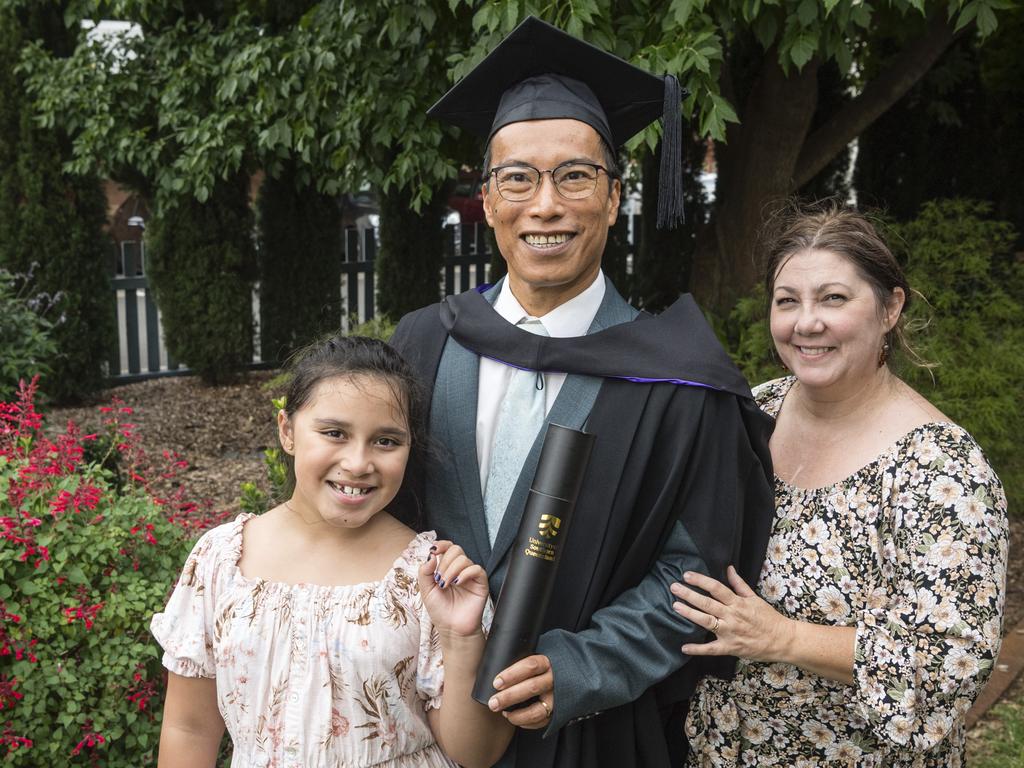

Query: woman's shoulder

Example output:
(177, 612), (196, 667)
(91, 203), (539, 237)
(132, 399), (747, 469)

(751, 375), (795, 417)
(899, 421), (1003, 486)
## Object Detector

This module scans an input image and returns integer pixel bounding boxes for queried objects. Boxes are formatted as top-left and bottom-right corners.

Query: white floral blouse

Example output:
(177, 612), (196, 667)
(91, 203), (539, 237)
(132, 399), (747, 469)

(685, 376), (1009, 768)
(151, 514), (458, 768)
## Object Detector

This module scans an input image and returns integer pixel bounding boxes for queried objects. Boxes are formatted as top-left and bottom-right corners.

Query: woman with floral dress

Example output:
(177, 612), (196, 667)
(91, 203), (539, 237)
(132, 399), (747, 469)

(671, 205), (1008, 767)
(152, 337), (512, 767)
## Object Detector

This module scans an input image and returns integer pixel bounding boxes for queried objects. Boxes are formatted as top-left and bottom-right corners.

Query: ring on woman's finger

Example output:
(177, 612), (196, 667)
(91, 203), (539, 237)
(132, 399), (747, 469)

(710, 616), (720, 633)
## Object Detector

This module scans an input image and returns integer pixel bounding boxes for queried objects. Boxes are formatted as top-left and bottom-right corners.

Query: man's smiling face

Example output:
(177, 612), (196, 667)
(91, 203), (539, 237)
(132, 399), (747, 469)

(483, 118), (620, 315)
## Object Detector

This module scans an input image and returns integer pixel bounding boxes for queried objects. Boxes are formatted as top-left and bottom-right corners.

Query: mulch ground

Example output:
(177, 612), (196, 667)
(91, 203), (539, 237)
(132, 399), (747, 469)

(47, 372), (1024, 732)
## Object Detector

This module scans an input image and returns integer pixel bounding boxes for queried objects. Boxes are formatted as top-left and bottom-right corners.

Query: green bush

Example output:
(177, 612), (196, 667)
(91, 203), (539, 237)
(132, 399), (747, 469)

(256, 166), (342, 364)
(146, 177), (257, 385)
(0, 268), (58, 401)
(376, 183), (449, 318)
(0, 380), (205, 765)
(893, 199), (1024, 509)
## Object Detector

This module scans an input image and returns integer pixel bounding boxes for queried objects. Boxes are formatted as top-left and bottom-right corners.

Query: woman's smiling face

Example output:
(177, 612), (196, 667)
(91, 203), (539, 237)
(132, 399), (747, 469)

(278, 374), (411, 529)
(770, 248), (903, 394)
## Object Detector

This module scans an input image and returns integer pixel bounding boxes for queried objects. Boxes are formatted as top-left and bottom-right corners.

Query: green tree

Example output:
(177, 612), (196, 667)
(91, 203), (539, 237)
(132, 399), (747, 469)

(18, 0), (1014, 318)
(450, 0), (1011, 312)
(0, 2), (113, 402)
(19, 0), (472, 327)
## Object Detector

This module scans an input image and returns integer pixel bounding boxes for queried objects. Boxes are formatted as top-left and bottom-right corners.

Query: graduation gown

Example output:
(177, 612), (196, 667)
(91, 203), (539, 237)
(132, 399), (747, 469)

(391, 287), (775, 768)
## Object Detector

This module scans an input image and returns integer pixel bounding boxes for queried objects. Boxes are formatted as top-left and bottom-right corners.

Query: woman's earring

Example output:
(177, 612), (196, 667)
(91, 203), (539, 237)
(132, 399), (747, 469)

(878, 340), (890, 368)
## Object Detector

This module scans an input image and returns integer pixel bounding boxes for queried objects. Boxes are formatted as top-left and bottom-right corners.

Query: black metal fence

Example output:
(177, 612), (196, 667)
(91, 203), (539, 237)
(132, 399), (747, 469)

(110, 215), (643, 381)
(109, 222), (494, 380)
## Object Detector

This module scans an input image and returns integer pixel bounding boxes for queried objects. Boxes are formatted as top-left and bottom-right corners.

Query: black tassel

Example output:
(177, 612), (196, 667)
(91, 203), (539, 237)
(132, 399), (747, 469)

(656, 74), (685, 230)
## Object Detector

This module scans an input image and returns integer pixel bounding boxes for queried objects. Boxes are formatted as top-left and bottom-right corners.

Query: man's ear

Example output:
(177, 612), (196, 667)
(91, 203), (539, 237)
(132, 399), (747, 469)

(606, 177), (621, 226)
(483, 181), (497, 228)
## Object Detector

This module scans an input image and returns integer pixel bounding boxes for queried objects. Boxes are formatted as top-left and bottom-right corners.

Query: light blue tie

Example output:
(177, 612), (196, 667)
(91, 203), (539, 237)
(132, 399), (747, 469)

(483, 318), (549, 545)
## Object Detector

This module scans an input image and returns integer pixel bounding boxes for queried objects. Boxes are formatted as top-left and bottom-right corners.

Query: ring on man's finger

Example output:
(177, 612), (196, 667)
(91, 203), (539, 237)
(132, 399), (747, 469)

(710, 616), (720, 633)
(539, 698), (552, 720)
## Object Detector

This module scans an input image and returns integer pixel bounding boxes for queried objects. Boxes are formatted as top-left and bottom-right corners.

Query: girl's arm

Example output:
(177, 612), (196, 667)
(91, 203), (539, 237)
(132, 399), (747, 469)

(670, 566), (855, 684)
(420, 542), (514, 768)
(157, 673), (225, 768)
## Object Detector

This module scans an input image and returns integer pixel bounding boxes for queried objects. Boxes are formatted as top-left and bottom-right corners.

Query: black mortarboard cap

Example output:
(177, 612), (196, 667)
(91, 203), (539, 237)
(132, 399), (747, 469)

(428, 16), (687, 229)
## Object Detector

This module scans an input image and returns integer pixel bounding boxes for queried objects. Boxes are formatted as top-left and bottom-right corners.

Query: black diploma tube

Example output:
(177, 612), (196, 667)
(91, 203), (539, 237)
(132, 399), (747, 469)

(472, 423), (596, 705)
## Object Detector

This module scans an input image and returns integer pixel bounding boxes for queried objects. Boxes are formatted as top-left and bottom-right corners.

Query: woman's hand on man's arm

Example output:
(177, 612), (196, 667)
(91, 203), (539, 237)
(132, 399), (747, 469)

(670, 565), (855, 685)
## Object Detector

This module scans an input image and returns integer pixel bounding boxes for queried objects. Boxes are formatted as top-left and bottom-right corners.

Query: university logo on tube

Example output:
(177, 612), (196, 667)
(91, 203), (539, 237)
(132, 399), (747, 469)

(538, 514), (561, 538)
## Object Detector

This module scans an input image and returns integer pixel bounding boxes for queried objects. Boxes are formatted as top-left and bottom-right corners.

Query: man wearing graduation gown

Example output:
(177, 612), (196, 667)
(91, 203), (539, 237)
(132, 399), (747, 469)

(390, 17), (774, 768)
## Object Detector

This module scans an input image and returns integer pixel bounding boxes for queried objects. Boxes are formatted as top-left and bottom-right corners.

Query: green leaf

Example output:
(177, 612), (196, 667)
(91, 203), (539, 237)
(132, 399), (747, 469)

(954, 2), (980, 33)
(796, 0), (818, 26)
(753, 12), (778, 48)
(850, 2), (872, 28)
(834, 39), (852, 75)
(670, 0), (697, 26)
(789, 34), (818, 69)
(976, 4), (998, 36)
(220, 75), (237, 101)
(66, 565), (88, 585)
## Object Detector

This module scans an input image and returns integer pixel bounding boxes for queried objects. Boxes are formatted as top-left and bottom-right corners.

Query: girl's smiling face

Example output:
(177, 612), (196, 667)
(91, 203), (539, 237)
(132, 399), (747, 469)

(278, 374), (411, 529)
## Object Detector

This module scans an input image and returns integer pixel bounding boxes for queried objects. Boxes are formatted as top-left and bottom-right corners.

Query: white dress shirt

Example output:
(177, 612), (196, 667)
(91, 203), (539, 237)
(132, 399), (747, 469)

(476, 271), (606, 493)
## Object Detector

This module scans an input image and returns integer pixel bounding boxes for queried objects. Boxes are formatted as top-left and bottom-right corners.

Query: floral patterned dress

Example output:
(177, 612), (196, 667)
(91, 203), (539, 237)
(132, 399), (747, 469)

(685, 376), (1009, 768)
(151, 514), (458, 768)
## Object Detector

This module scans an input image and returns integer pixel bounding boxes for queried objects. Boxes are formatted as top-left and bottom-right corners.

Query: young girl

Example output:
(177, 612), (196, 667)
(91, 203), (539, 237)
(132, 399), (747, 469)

(151, 336), (512, 768)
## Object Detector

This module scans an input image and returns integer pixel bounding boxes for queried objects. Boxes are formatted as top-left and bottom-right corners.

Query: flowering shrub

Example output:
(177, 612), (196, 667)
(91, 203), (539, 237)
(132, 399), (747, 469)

(0, 378), (226, 765)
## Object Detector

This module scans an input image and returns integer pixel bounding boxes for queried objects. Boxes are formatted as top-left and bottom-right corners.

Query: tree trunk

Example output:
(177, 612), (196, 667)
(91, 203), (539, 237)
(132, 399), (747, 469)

(794, 12), (965, 188)
(692, 54), (820, 313)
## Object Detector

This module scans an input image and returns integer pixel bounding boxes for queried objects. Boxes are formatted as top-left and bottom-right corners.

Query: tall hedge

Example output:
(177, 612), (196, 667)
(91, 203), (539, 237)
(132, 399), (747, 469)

(256, 165), (342, 364)
(146, 176), (256, 384)
(376, 183), (450, 319)
(0, 6), (113, 402)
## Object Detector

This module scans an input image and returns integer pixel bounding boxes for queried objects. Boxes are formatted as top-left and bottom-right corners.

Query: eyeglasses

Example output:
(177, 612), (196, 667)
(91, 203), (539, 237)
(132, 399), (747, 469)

(488, 161), (613, 202)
